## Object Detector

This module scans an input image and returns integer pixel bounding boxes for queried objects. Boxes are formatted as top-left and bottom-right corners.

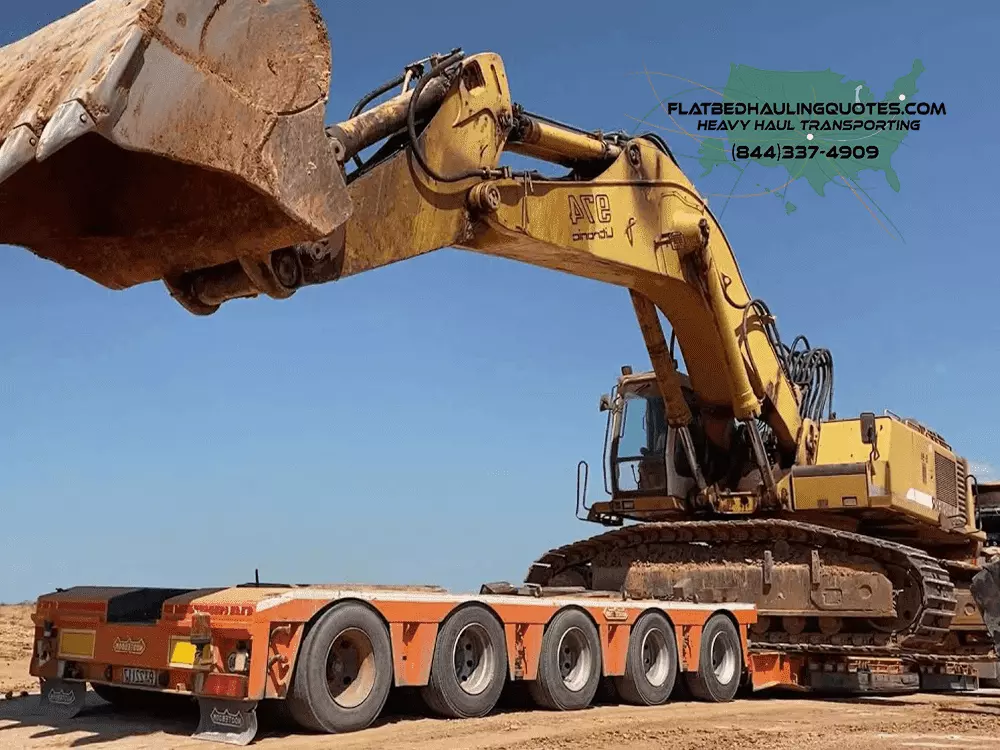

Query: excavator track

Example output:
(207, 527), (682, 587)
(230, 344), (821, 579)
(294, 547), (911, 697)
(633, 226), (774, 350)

(525, 519), (957, 657)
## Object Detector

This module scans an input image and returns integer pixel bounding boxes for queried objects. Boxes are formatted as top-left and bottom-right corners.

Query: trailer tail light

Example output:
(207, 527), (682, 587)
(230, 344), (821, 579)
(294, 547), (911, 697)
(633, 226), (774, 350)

(200, 672), (248, 699)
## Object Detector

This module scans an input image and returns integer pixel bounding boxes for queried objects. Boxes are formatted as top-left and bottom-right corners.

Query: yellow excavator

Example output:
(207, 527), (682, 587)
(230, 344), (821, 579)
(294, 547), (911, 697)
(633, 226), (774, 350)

(2, 0), (996, 677)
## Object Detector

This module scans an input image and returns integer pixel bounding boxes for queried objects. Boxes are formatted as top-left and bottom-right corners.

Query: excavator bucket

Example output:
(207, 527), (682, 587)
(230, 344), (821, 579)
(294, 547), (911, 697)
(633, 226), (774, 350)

(0, 0), (351, 292)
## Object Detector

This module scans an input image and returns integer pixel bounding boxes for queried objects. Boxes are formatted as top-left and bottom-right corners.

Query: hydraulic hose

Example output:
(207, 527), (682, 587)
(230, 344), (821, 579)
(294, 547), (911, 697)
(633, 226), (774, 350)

(406, 51), (503, 183)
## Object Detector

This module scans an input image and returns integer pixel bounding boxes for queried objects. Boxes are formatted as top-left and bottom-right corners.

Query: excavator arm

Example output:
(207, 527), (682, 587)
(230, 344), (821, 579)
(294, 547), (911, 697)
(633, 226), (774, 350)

(159, 50), (823, 493)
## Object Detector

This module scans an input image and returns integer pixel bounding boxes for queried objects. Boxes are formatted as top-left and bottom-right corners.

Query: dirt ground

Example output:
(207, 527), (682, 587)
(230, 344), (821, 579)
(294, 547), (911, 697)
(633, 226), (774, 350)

(4, 605), (1000, 749)
(0, 605), (35, 696)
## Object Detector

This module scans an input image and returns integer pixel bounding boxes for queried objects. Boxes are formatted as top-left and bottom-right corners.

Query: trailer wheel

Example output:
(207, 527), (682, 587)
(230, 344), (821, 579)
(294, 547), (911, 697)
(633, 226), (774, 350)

(614, 611), (678, 706)
(420, 604), (508, 719)
(287, 601), (393, 734)
(684, 613), (742, 703)
(528, 608), (601, 711)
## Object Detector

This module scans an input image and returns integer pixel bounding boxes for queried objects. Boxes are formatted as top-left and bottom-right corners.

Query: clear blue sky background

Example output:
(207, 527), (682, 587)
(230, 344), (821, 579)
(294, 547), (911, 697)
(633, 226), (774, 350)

(2, 1), (997, 602)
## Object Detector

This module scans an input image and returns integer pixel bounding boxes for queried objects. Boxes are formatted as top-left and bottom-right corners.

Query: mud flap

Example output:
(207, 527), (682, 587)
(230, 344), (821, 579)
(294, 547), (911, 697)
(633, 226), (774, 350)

(38, 679), (87, 718)
(193, 698), (258, 746)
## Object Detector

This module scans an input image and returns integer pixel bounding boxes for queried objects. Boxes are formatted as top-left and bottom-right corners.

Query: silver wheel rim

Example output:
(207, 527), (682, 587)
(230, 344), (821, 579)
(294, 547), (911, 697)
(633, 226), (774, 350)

(557, 627), (592, 692)
(325, 628), (376, 709)
(710, 631), (737, 685)
(640, 627), (671, 687)
(453, 623), (494, 696)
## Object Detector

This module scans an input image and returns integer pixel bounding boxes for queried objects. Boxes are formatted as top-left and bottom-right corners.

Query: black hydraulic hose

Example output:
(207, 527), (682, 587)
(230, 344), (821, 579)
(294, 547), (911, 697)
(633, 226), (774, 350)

(636, 132), (680, 168)
(733, 299), (834, 423)
(406, 51), (501, 183)
(350, 75), (407, 119)
(785, 340), (835, 423)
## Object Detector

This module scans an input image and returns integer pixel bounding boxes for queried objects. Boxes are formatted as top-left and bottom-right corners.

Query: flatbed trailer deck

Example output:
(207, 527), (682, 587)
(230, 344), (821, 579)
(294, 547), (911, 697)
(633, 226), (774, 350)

(25, 582), (984, 746)
(29, 582), (765, 744)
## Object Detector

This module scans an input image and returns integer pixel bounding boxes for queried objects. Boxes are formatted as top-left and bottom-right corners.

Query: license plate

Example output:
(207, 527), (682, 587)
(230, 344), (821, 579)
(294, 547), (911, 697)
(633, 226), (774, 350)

(122, 667), (157, 687)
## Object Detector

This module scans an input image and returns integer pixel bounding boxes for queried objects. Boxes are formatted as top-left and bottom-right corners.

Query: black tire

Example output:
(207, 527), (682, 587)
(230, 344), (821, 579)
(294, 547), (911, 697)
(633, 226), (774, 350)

(286, 601), (393, 733)
(420, 605), (508, 719)
(684, 613), (742, 703)
(527, 608), (601, 711)
(613, 611), (678, 706)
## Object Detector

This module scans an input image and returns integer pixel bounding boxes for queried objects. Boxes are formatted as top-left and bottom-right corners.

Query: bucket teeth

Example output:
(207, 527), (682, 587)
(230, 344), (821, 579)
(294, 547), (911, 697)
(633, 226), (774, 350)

(0, 126), (37, 185)
(36, 100), (97, 162)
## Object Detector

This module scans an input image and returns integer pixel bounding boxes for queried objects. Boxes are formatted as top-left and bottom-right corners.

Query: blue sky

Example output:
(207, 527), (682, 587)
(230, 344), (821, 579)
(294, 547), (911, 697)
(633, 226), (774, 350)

(2, 0), (997, 602)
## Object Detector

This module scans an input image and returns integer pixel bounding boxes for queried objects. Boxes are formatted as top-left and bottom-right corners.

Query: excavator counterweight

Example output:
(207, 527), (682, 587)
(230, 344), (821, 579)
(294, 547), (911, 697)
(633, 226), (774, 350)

(0, 0), (352, 294)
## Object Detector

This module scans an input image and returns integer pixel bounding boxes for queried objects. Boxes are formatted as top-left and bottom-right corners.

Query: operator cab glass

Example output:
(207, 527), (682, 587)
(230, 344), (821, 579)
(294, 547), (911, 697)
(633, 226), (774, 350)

(611, 383), (669, 494)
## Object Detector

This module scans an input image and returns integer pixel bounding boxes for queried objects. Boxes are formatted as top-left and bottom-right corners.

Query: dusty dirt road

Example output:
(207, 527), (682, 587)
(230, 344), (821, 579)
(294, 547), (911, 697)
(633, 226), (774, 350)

(0, 604), (35, 696)
(4, 605), (1000, 749)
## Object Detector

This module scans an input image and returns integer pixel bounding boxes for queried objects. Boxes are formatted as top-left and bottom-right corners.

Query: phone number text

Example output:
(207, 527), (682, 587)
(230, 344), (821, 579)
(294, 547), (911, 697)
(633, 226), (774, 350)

(731, 144), (880, 161)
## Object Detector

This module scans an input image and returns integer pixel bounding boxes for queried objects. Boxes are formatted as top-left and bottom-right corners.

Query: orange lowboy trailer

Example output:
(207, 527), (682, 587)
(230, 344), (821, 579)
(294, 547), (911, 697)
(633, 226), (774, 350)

(28, 581), (800, 744)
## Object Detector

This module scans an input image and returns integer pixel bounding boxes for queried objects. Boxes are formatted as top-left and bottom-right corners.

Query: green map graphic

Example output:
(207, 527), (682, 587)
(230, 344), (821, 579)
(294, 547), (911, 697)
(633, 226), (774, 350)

(696, 60), (924, 215)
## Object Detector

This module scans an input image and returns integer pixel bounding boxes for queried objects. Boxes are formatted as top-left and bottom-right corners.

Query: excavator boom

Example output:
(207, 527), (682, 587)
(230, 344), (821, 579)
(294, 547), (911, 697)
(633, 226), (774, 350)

(0, 0), (352, 291)
(154, 49), (809, 466)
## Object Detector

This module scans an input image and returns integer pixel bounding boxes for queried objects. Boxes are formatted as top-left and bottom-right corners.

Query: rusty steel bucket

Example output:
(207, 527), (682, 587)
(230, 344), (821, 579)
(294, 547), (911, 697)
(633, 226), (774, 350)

(0, 0), (352, 292)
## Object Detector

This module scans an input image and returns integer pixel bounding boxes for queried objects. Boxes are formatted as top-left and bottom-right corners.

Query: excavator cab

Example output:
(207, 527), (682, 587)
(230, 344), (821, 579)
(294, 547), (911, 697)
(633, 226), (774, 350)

(608, 377), (669, 495)
(599, 363), (768, 519)
(0, 0), (352, 303)
(600, 370), (698, 510)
